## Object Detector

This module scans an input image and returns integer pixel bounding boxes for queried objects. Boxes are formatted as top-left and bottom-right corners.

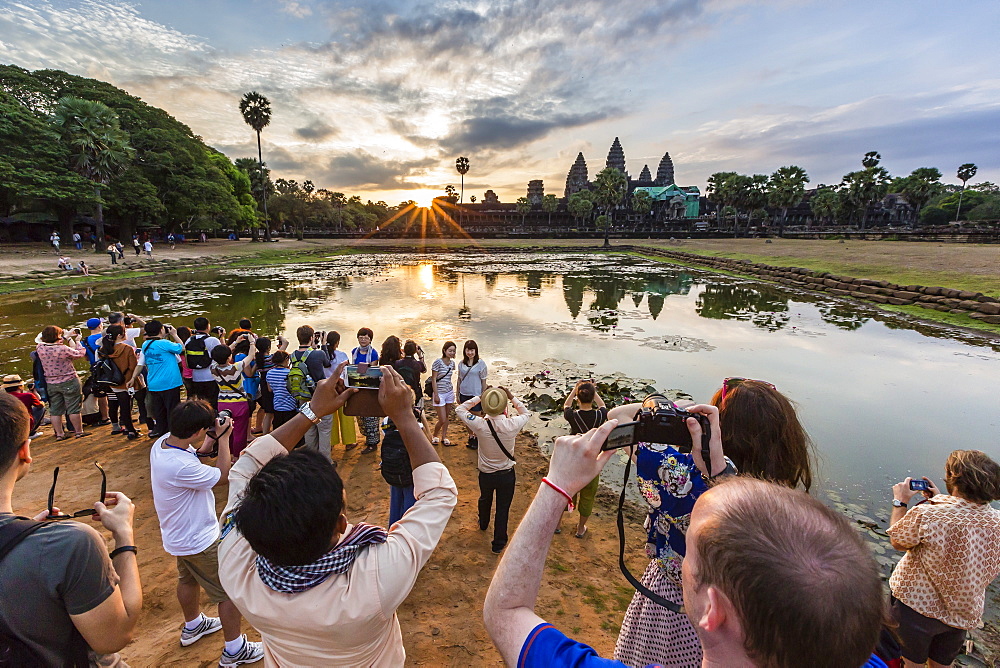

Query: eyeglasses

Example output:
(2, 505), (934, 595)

(46, 462), (106, 521)
(720, 377), (777, 403)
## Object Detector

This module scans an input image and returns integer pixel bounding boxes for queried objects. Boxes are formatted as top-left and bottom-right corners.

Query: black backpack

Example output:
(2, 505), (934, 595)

(184, 333), (212, 370)
(0, 520), (90, 667)
(92, 356), (125, 387)
(380, 426), (413, 488)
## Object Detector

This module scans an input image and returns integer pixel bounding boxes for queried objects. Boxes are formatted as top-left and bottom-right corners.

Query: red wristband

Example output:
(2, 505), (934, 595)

(541, 477), (575, 512)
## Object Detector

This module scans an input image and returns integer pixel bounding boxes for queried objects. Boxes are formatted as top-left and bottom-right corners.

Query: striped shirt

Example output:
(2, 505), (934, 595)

(266, 367), (296, 411)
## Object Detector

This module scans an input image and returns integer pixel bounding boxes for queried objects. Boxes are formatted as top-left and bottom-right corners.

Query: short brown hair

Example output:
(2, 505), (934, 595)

(945, 450), (1000, 504)
(577, 382), (595, 404)
(711, 381), (813, 491)
(0, 392), (30, 473)
(40, 325), (62, 343)
(296, 325), (315, 346)
(692, 478), (882, 667)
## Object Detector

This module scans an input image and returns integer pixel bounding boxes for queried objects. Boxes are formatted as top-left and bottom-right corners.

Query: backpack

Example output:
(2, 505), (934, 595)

(286, 350), (316, 403)
(0, 519), (90, 667)
(92, 356), (125, 387)
(30, 352), (47, 403)
(184, 333), (212, 370)
(380, 424), (413, 488)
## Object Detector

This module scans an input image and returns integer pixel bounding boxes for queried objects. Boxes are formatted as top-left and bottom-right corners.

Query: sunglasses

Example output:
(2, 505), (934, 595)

(720, 377), (777, 402)
(46, 462), (106, 521)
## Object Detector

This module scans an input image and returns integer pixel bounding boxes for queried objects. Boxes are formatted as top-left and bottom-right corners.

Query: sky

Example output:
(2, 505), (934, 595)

(1, 0), (998, 206)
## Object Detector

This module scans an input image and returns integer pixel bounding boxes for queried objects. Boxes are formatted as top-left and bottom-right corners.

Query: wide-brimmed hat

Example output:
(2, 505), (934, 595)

(1, 374), (25, 389)
(481, 387), (508, 416)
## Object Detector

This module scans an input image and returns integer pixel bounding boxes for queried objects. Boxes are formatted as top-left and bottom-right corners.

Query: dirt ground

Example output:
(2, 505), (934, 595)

(13, 412), (644, 666)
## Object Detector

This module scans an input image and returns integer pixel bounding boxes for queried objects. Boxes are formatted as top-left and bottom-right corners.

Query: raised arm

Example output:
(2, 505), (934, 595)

(268, 361), (355, 453)
(380, 366), (440, 469)
(563, 381), (580, 410)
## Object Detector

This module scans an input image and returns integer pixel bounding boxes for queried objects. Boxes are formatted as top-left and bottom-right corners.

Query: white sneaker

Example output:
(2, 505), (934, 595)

(219, 635), (264, 667)
(180, 615), (222, 646)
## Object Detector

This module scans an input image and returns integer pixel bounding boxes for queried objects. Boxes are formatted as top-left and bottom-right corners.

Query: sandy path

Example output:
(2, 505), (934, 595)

(13, 417), (641, 666)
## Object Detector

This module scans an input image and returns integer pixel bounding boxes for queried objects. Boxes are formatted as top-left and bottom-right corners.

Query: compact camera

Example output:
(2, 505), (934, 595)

(601, 395), (710, 452)
(217, 409), (232, 426)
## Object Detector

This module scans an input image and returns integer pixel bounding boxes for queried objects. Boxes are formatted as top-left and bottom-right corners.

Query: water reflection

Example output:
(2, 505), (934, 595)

(695, 284), (791, 331)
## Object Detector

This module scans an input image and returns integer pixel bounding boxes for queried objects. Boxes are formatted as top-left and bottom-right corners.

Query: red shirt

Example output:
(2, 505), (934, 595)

(9, 390), (42, 410)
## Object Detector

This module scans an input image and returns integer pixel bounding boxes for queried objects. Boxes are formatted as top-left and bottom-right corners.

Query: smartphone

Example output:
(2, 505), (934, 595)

(346, 364), (383, 390)
(601, 421), (640, 451)
(909, 479), (929, 491)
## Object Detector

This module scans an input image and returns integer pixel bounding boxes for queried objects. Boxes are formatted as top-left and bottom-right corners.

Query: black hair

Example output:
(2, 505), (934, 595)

(211, 344), (232, 365)
(232, 338), (251, 357)
(577, 382), (596, 404)
(255, 337), (272, 370)
(271, 350), (290, 367)
(0, 393), (30, 474)
(239, 318), (252, 330)
(234, 449), (345, 565)
(100, 324), (125, 357)
(108, 311), (124, 325)
(168, 400), (216, 439)
(380, 336), (403, 366)
(327, 331), (341, 348)
(193, 316), (209, 332)
(403, 340), (418, 356)
(357, 327), (373, 340)
(144, 320), (163, 336)
(176, 325), (191, 343)
(462, 339), (480, 367)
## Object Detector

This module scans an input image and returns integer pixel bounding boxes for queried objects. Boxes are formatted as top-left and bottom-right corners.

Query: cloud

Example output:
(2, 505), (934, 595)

(318, 152), (438, 190)
(277, 0), (312, 18)
(294, 119), (338, 141)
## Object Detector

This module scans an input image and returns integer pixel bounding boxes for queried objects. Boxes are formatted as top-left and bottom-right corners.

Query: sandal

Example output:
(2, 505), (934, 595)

(54, 434), (69, 441)
(575, 527), (589, 539)
(432, 437), (440, 445)
(443, 439), (455, 446)
(74, 432), (88, 438)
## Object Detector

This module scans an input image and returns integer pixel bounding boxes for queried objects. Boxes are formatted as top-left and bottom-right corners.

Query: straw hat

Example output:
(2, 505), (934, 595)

(480, 387), (508, 416)
(1, 374), (25, 390)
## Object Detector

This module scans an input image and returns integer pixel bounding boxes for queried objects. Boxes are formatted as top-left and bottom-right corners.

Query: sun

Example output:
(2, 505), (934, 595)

(410, 190), (438, 208)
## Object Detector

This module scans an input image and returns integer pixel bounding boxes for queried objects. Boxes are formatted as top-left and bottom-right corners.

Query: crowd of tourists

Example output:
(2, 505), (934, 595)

(1, 309), (999, 667)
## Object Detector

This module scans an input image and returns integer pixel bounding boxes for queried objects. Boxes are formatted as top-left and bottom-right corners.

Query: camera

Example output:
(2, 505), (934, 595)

(217, 409), (232, 426)
(601, 395), (710, 452)
(346, 364), (383, 390)
(909, 479), (929, 491)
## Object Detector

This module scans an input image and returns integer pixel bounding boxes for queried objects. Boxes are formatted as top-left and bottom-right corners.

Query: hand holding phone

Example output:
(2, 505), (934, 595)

(346, 364), (383, 390)
(909, 479), (929, 491)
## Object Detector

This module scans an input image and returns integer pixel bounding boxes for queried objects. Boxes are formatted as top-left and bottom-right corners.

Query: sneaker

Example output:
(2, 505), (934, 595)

(180, 615), (222, 646)
(219, 635), (264, 667)
(29, 431), (43, 439)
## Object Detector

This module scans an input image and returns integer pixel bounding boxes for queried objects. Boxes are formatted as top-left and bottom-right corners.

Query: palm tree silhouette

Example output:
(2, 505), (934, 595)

(955, 163), (978, 222)
(455, 157), (470, 203)
(240, 91), (272, 241)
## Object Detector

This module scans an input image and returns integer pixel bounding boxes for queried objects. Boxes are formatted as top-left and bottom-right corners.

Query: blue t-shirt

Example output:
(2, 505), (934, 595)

(351, 347), (379, 364)
(84, 333), (102, 365)
(140, 339), (184, 392)
(266, 367), (296, 411)
(518, 623), (889, 668)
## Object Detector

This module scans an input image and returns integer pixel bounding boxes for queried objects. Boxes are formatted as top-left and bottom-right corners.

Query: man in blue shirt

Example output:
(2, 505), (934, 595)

(131, 320), (184, 438)
(82, 317), (111, 426)
(483, 414), (889, 668)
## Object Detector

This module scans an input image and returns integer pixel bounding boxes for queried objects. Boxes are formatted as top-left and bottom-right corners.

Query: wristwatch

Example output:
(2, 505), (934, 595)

(299, 402), (322, 424)
(892, 499), (907, 508)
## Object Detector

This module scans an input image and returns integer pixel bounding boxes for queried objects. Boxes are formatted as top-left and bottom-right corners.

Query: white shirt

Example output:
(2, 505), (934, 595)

(326, 349), (349, 380)
(149, 435), (221, 556)
(124, 327), (142, 348)
(455, 397), (531, 473)
(143, 241), (152, 252)
(190, 336), (221, 382)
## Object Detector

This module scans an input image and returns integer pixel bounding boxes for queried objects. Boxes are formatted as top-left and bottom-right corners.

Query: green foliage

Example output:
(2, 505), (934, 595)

(967, 198), (1000, 221)
(809, 188), (839, 225)
(631, 189), (653, 216)
(52, 96), (134, 185)
(919, 206), (950, 226)
(838, 153), (892, 227)
(767, 165), (809, 218)
(239, 92), (272, 136)
(957, 163), (978, 185)
(895, 167), (943, 223)
(567, 191), (594, 226)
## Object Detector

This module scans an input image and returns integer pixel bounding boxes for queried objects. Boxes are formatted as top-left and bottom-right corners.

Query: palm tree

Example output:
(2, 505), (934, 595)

(767, 165), (809, 233)
(469, 195), (477, 204)
(541, 194), (559, 229)
(631, 189), (653, 231)
(52, 96), (134, 252)
(515, 197), (531, 228)
(240, 91), (272, 241)
(809, 188), (838, 228)
(455, 157), (470, 203)
(898, 167), (942, 226)
(593, 167), (627, 247)
(955, 163), (978, 221)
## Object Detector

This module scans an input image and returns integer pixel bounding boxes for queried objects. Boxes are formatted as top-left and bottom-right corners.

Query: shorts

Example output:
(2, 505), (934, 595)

(176, 542), (229, 603)
(458, 393), (481, 412)
(890, 596), (967, 665)
(433, 389), (455, 407)
(47, 377), (83, 416)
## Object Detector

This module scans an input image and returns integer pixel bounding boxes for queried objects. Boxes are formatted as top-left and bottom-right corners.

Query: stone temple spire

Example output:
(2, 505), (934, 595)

(606, 137), (627, 174)
(639, 165), (652, 182)
(564, 152), (589, 198)
(655, 152), (675, 186)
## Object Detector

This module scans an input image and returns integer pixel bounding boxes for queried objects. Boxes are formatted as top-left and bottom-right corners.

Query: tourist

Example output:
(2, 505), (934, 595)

(115, 240), (124, 260)
(82, 317), (112, 427)
(210, 339), (257, 458)
(109, 312), (144, 349)
(457, 339), (488, 450)
(217, 365), (457, 665)
(291, 325), (333, 459)
(482, 419), (888, 668)
(107, 243), (118, 264)
(131, 321), (184, 438)
(57, 255), (72, 270)
(176, 325), (195, 398)
(149, 402), (263, 666)
(0, 392), (142, 665)
(143, 239), (153, 258)
(2, 374), (45, 438)
(394, 339), (426, 406)
(320, 331), (355, 449)
(887, 450), (1000, 668)
(132, 235), (141, 256)
(609, 379), (813, 667)
(559, 380), (607, 538)
(351, 327), (380, 454)
(167, 233), (176, 250)
(72, 231), (82, 250)
(109, 312), (149, 427)
(35, 325), (87, 440)
(186, 317), (222, 408)
(380, 405), (428, 525)
(430, 341), (457, 445)
(50, 230), (60, 252)
(99, 324), (141, 439)
(264, 351), (296, 428)
(78, 260), (89, 276)
(457, 386), (531, 554)
(226, 318), (254, 345)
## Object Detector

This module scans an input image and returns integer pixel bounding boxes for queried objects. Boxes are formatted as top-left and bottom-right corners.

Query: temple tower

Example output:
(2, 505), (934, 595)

(606, 137), (627, 175)
(655, 152), (675, 186)
(483, 190), (500, 204)
(638, 165), (652, 183)
(564, 152), (589, 198)
(527, 180), (544, 205)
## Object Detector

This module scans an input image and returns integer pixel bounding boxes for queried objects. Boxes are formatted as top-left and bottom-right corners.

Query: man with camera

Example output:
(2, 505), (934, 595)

(130, 320), (184, 438)
(149, 400), (263, 666)
(887, 451), (1000, 668)
(483, 410), (889, 668)
(217, 365), (457, 665)
(0, 391), (143, 665)
(186, 317), (223, 409)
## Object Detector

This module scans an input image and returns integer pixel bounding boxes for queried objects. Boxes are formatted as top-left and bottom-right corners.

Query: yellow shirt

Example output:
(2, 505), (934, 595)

(218, 435), (457, 666)
(888, 494), (1000, 629)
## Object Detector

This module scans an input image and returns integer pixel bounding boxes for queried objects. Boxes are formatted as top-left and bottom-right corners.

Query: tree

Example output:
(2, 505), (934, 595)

(706, 171), (737, 226)
(809, 188), (838, 227)
(955, 163), (978, 222)
(567, 190), (594, 228)
(839, 153), (891, 229)
(52, 96), (134, 251)
(455, 157), (469, 203)
(104, 166), (164, 240)
(444, 184), (458, 203)
(896, 167), (942, 226)
(515, 196), (531, 227)
(239, 91), (272, 241)
(469, 195), (477, 203)
(541, 194), (559, 228)
(631, 189), (653, 230)
(862, 151), (881, 169)
(593, 167), (627, 247)
(767, 165), (809, 232)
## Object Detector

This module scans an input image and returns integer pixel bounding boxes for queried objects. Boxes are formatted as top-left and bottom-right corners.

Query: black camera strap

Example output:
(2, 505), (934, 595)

(615, 422), (711, 615)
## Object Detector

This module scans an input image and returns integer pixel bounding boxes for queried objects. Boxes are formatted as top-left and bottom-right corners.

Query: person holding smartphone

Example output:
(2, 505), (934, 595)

(351, 328), (380, 454)
(558, 381), (607, 538)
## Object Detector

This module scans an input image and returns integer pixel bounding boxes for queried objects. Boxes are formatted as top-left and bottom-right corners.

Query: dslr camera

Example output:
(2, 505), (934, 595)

(602, 394), (710, 452)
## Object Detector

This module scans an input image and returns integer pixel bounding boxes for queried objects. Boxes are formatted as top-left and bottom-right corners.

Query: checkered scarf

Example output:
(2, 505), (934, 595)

(256, 522), (388, 593)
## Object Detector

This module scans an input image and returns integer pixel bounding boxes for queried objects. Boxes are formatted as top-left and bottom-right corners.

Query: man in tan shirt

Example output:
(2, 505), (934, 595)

(887, 450), (1000, 668)
(217, 365), (457, 666)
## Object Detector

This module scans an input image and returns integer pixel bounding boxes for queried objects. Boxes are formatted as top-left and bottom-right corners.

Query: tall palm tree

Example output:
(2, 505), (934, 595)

(767, 165), (809, 233)
(594, 167), (627, 247)
(515, 197), (531, 228)
(955, 163), (978, 222)
(52, 96), (134, 252)
(240, 91), (272, 241)
(455, 157), (470, 203)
